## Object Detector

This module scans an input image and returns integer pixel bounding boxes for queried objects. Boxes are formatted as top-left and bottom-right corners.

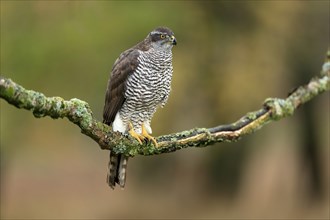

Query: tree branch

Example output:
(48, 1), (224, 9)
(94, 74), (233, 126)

(1, 53), (329, 157)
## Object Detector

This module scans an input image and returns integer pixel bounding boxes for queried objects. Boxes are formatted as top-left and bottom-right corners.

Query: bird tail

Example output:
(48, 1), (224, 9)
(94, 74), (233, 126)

(107, 151), (128, 189)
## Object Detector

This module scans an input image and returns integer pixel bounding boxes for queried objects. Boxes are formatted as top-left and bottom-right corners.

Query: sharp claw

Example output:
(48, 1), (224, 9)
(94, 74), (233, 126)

(128, 122), (159, 147)
(141, 124), (158, 147)
(150, 137), (158, 147)
(128, 130), (143, 144)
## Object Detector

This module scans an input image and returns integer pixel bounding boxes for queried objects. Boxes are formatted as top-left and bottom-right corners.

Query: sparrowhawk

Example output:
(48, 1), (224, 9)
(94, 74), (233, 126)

(103, 27), (177, 189)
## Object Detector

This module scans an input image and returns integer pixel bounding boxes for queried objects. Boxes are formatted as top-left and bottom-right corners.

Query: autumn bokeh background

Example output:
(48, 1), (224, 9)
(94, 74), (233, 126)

(1, 1), (329, 219)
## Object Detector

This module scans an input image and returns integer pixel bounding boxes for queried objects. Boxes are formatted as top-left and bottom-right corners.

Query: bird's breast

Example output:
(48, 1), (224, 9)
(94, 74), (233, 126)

(125, 51), (173, 107)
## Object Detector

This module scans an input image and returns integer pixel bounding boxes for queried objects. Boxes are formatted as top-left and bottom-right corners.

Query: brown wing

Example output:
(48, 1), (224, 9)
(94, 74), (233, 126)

(103, 48), (140, 125)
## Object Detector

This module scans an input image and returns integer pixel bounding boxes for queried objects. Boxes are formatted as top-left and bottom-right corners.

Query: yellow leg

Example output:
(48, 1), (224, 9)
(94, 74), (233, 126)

(141, 124), (158, 147)
(128, 122), (144, 145)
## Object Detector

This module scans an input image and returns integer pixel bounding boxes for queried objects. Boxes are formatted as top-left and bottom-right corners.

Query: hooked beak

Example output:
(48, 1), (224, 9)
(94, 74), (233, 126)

(171, 35), (177, 45)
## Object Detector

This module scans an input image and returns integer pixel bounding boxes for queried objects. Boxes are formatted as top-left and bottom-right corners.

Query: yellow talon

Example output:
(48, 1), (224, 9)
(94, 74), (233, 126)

(128, 122), (158, 147)
(128, 122), (144, 145)
(141, 124), (158, 147)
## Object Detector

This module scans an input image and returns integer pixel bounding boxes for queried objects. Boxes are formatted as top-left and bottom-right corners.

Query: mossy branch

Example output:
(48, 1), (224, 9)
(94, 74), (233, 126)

(1, 53), (329, 157)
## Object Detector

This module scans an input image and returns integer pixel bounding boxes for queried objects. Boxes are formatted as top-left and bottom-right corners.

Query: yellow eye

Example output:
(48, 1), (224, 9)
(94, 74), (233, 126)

(160, 34), (165, 39)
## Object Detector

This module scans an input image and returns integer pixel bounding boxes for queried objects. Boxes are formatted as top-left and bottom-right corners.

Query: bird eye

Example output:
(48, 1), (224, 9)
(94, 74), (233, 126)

(160, 34), (165, 39)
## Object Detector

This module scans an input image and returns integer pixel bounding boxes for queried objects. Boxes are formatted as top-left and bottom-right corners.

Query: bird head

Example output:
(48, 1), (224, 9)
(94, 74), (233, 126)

(148, 27), (177, 50)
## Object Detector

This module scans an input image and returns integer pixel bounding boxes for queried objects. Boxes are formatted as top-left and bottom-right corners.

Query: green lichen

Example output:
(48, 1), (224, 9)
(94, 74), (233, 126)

(0, 78), (14, 100)
(180, 129), (193, 137)
(264, 98), (294, 120)
(246, 111), (258, 120)
(4, 85), (15, 99)
(48, 97), (64, 119)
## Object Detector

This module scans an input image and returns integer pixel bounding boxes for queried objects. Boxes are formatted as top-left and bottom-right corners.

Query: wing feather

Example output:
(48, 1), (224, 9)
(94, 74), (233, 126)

(103, 49), (140, 125)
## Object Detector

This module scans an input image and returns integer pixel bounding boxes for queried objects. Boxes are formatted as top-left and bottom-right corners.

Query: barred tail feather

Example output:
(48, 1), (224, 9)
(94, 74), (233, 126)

(107, 151), (128, 189)
(107, 151), (118, 189)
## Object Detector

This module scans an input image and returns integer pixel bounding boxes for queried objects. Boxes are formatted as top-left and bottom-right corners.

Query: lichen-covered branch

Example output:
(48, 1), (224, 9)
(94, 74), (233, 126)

(1, 53), (329, 157)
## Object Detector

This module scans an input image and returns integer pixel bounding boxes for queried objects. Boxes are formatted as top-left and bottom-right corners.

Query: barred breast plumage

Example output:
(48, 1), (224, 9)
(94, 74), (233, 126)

(121, 49), (173, 134)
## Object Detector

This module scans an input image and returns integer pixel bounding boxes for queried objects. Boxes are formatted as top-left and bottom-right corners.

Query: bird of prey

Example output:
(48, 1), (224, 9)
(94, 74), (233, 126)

(103, 27), (177, 189)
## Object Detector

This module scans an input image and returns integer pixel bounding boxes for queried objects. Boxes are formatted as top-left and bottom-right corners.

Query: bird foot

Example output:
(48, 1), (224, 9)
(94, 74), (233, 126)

(128, 122), (158, 147)
(141, 124), (158, 147)
(128, 122), (144, 145)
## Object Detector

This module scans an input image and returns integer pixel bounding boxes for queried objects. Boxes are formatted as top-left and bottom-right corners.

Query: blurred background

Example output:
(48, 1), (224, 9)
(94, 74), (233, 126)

(1, 1), (329, 219)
